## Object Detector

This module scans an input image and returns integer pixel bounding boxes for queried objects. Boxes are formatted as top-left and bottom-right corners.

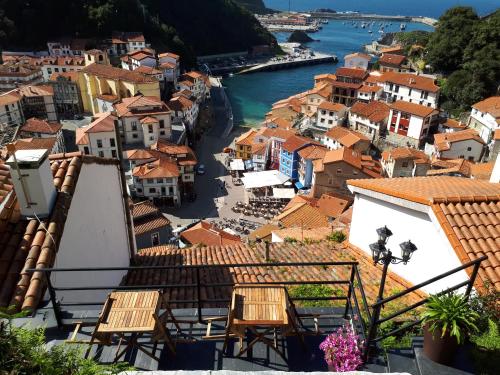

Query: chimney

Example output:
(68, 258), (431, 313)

(264, 241), (270, 261)
(6, 148), (56, 219)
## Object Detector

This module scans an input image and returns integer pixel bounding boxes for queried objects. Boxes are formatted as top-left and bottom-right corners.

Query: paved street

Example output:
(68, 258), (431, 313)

(162, 86), (251, 230)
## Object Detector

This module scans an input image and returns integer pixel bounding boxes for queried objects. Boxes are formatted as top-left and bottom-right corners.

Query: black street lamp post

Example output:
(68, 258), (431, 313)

(364, 226), (417, 359)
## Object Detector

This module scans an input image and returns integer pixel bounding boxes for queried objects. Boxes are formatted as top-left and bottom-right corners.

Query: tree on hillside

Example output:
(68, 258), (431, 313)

(426, 7), (479, 73)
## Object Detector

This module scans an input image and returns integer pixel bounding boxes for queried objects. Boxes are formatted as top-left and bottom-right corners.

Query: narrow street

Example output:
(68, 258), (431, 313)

(162, 86), (247, 229)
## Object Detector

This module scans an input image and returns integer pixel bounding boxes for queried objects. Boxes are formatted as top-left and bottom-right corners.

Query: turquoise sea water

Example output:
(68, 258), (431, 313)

(224, 0), (499, 126)
(265, 0), (499, 18)
(224, 20), (433, 126)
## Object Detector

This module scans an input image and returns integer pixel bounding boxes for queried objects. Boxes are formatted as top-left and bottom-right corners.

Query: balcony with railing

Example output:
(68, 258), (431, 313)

(13, 250), (486, 373)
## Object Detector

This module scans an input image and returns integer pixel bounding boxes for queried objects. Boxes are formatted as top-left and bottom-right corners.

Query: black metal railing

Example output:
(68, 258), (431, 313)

(27, 261), (371, 340)
(363, 255), (487, 360)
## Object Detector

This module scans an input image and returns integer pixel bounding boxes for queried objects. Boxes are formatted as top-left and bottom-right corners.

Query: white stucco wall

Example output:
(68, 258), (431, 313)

(348, 192), (469, 294)
(440, 139), (484, 162)
(52, 163), (131, 304)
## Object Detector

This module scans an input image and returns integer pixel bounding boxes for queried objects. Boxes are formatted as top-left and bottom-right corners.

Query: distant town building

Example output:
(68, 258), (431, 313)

(76, 112), (119, 158)
(296, 144), (327, 189)
(330, 67), (368, 106)
(17, 85), (57, 122)
(158, 52), (181, 84)
(235, 129), (256, 160)
(0, 90), (24, 127)
(39, 56), (85, 81)
(47, 38), (90, 56)
(378, 53), (410, 73)
(433, 129), (486, 162)
(344, 52), (371, 70)
(322, 126), (370, 153)
(132, 201), (172, 249)
(381, 147), (430, 177)
(114, 95), (172, 147)
(19, 117), (64, 153)
(387, 101), (439, 148)
(279, 134), (318, 180)
(180, 221), (241, 247)
(0, 62), (43, 92)
(120, 49), (157, 71)
(380, 72), (440, 109)
(109, 31), (147, 56)
(348, 100), (390, 142)
(467, 96), (500, 144)
(48, 72), (84, 118)
(315, 102), (347, 130)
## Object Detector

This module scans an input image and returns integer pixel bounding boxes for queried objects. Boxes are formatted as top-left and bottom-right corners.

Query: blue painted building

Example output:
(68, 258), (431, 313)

(279, 135), (318, 182)
(297, 145), (328, 189)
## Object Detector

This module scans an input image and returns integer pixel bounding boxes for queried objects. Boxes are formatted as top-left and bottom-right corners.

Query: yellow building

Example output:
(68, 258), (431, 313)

(79, 59), (160, 114)
(235, 129), (256, 160)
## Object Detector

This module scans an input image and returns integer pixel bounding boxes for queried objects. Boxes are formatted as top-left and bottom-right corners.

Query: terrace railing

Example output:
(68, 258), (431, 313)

(28, 260), (372, 342)
(363, 255), (487, 360)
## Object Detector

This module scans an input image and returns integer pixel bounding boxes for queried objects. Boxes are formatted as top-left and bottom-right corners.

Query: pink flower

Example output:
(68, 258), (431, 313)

(319, 323), (363, 372)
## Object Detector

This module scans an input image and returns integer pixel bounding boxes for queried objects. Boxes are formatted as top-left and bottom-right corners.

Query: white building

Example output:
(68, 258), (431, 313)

(76, 112), (119, 159)
(0, 90), (24, 127)
(381, 147), (430, 178)
(177, 71), (210, 103)
(109, 31), (147, 56)
(467, 96), (500, 144)
(158, 52), (180, 84)
(39, 56), (85, 81)
(0, 62), (44, 92)
(47, 38), (89, 56)
(168, 95), (198, 131)
(344, 52), (371, 70)
(19, 117), (65, 153)
(0, 150), (134, 310)
(347, 176), (500, 294)
(380, 72), (440, 109)
(315, 102), (347, 130)
(348, 100), (390, 142)
(357, 85), (383, 102)
(120, 49), (157, 71)
(114, 95), (172, 147)
(387, 101), (439, 148)
(433, 129), (486, 162)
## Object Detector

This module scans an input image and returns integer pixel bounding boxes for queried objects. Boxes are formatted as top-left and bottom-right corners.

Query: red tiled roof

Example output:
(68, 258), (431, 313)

(391, 101), (439, 118)
(335, 67), (369, 80)
(324, 126), (370, 148)
(125, 242), (427, 308)
(434, 129), (485, 152)
(379, 53), (406, 67)
(132, 201), (170, 236)
(132, 157), (180, 179)
(159, 52), (180, 59)
(85, 112), (117, 133)
(151, 139), (197, 166)
(0, 154), (123, 311)
(168, 96), (193, 111)
(298, 145), (327, 160)
(180, 221), (241, 246)
(111, 31), (145, 43)
(358, 85), (382, 93)
(20, 118), (61, 134)
(114, 95), (169, 117)
(472, 96), (500, 122)
(381, 147), (429, 163)
(381, 72), (439, 93)
(274, 202), (329, 229)
(235, 129), (256, 146)
(82, 63), (158, 83)
(282, 134), (317, 153)
(316, 193), (352, 218)
(318, 101), (347, 112)
(350, 101), (390, 123)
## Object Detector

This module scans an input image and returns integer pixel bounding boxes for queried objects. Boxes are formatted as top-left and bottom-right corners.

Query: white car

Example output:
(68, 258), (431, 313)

(197, 164), (205, 175)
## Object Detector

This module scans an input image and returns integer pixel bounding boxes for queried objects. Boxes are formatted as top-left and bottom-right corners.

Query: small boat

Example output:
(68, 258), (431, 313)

(400, 23), (406, 30)
(368, 30), (373, 34)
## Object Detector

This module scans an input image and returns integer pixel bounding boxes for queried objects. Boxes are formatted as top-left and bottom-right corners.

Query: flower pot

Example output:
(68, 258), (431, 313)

(423, 324), (459, 365)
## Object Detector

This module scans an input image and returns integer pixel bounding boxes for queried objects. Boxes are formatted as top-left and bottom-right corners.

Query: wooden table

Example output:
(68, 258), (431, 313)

(226, 285), (302, 359)
(93, 290), (176, 362)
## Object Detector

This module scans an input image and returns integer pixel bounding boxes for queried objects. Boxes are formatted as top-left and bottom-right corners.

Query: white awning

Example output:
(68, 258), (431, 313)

(272, 188), (296, 199)
(229, 158), (245, 171)
(241, 170), (290, 189)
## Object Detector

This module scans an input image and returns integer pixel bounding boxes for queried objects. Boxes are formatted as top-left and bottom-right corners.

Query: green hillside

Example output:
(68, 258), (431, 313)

(0, 0), (277, 67)
(234, 0), (272, 13)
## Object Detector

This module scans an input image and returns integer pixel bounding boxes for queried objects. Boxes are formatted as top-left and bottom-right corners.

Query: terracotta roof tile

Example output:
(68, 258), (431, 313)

(273, 226), (340, 242)
(391, 101), (439, 118)
(298, 145), (327, 160)
(316, 193), (352, 218)
(235, 129), (256, 146)
(470, 162), (495, 181)
(348, 176), (500, 205)
(472, 96), (500, 122)
(324, 126), (370, 148)
(282, 135), (318, 153)
(381, 72), (439, 93)
(427, 159), (473, 177)
(335, 67), (369, 80)
(432, 201), (500, 293)
(381, 147), (429, 163)
(434, 129), (485, 152)
(318, 101), (347, 112)
(180, 221), (241, 246)
(20, 118), (61, 134)
(124, 242), (426, 309)
(316, 148), (382, 178)
(114, 95), (169, 117)
(350, 101), (390, 123)
(132, 157), (180, 179)
(82, 63), (157, 84)
(0, 154), (123, 311)
(132, 201), (170, 236)
(379, 53), (406, 67)
(274, 202), (328, 229)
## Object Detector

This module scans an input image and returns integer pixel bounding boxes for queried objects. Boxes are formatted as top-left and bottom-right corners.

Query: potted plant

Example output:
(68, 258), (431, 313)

(319, 323), (363, 372)
(421, 292), (479, 365)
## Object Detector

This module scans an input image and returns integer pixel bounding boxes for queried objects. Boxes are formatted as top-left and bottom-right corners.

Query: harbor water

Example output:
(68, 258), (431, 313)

(224, 0), (497, 127)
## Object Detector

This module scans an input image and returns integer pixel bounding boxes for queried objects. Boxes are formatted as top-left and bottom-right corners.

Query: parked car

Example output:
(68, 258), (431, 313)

(197, 164), (205, 175)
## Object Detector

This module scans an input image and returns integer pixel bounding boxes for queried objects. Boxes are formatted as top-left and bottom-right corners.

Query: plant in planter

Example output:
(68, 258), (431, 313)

(421, 292), (479, 365)
(319, 323), (363, 372)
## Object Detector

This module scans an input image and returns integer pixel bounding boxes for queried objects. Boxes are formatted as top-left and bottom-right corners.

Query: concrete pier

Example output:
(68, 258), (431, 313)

(238, 53), (337, 74)
(310, 12), (437, 27)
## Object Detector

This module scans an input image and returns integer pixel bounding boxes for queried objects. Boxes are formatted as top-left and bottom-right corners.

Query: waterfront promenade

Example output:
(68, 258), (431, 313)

(310, 12), (437, 26)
